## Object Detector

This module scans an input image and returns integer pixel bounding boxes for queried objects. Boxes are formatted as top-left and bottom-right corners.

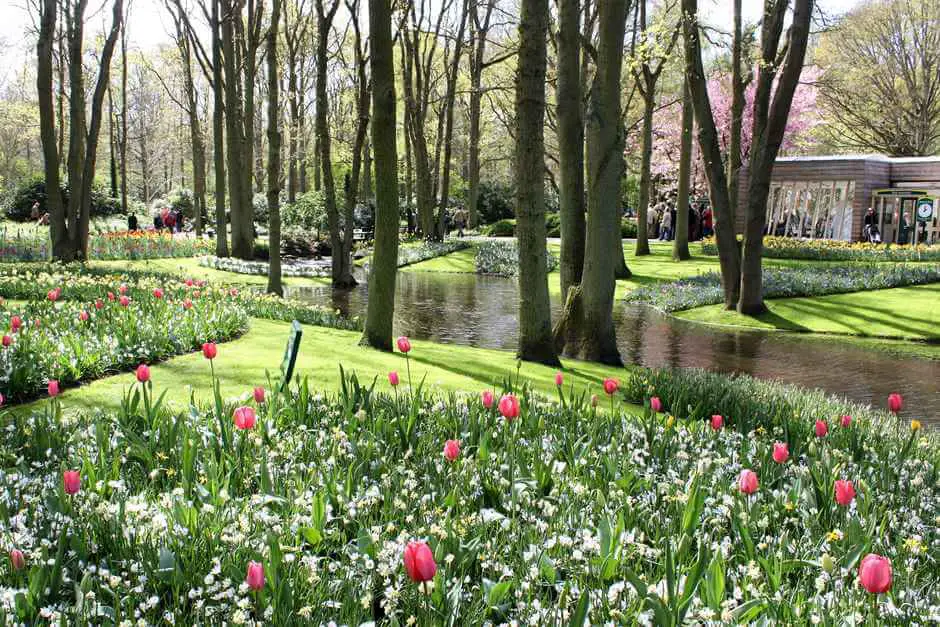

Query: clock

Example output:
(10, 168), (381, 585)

(916, 199), (934, 221)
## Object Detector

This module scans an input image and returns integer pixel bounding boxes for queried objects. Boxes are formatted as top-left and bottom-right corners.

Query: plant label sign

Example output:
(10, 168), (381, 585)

(280, 320), (302, 392)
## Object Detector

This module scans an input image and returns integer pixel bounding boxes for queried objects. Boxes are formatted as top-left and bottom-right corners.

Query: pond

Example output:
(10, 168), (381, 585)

(287, 271), (940, 423)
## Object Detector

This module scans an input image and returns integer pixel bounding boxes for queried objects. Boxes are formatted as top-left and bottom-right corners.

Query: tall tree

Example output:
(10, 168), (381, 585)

(267, 0), (284, 295)
(672, 74), (692, 260)
(466, 0), (497, 229)
(283, 0), (310, 204)
(554, 0), (630, 365)
(435, 0), (469, 238)
(359, 0), (399, 350)
(515, 0), (559, 366)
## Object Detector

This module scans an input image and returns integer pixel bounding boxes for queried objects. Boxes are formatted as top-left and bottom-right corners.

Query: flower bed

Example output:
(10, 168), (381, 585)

(397, 239), (471, 267)
(0, 351), (935, 623)
(0, 229), (214, 262)
(625, 263), (940, 312)
(199, 255), (332, 278)
(701, 236), (940, 261)
(475, 239), (559, 276)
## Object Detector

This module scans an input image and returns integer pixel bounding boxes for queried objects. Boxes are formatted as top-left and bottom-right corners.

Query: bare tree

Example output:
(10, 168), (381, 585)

(466, 0), (497, 229)
(267, 0), (283, 294)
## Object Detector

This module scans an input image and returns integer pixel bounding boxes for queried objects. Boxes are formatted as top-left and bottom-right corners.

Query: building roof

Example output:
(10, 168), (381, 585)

(777, 154), (940, 164)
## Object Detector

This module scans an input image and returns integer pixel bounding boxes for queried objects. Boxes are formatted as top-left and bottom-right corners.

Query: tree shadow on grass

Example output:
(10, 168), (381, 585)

(781, 296), (934, 339)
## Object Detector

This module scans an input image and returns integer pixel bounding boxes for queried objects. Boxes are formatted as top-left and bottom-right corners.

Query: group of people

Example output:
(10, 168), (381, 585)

(647, 194), (713, 242)
(152, 207), (185, 233)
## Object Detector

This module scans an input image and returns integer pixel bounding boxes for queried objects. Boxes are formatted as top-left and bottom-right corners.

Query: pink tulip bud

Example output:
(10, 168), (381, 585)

(887, 393), (903, 414)
(63, 470), (80, 495)
(9, 549), (25, 571)
(858, 553), (892, 594)
(603, 378), (618, 396)
(78, 311), (89, 322)
(253, 386), (266, 404)
(840, 415), (852, 428)
(153, 288), (164, 299)
(554, 371), (563, 386)
(396, 336), (411, 353)
(182, 299), (193, 310)
(136, 364), (150, 383)
(388, 371), (400, 386)
(498, 393), (520, 420)
(815, 420), (828, 438)
(47, 380), (59, 397)
(403, 541), (437, 583)
(591, 394), (598, 407)
(443, 439), (461, 462)
(710, 414), (724, 431)
(233, 406), (257, 430)
(33, 319), (40, 329)
(246, 561), (265, 591)
(119, 284), (128, 295)
(47, 289), (59, 302)
(119, 296), (130, 307)
(650, 396), (663, 413)
(229, 288), (239, 297)
(107, 292), (115, 302)
(738, 469), (758, 495)
(202, 342), (217, 360)
(185, 278), (195, 287)
(481, 390), (494, 409)
(10, 316), (21, 332)
(0, 393), (4, 406)
(772, 441), (789, 464)
(834, 479), (856, 506)
(94, 299), (103, 310)
(2, 334), (11, 347)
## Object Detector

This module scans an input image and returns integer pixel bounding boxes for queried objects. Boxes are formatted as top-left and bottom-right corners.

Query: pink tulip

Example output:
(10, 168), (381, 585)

(202, 342), (217, 360)
(498, 393), (520, 420)
(590, 394), (598, 407)
(185, 278), (195, 287)
(815, 420), (828, 438)
(388, 371), (400, 386)
(63, 470), (80, 495)
(554, 371), (563, 386)
(94, 299), (103, 310)
(738, 469), (758, 495)
(603, 378), (619, 395)
(182, 299), (193, 310)
(9, 549), (25, 571)
(887, 393), (903, 414)
(834, 479), (856, 506)
(650, 396), (663, 413)
(119, 296), (130, 307)
(233, 406), (257, 430)
(253, 386), (266, 404)
(443, 439), (461, 462)
(78, 311), (89, 322)
(119, 284), (128, 295)
(153, 288), (164, 299)
(403, 541), (437, 583)
(47, 380), (59, 397)
(10, 316), (21, 332)
(107, 291), (115, 302)
(33, 319), (40, 329)
(246, 561), (265, 591)
(2, 334), (11, 347)
(772, 441), (789, 464)
(481, 390), (494, 409)
(229, 288), (239, 297)
(840, 414), (852, 428)
(136, 364), (150, 383)
(0, 393), (4, 406)
(710, 414), (724, 431)
(858, 554), (892, 594)
(47, 288), (59, 302)
(396, 336), (411, 353)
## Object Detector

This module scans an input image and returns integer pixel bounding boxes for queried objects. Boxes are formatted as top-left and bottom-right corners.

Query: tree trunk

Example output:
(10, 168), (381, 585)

(108, 85), (118, 198)
(266, 0), (283, 296)
(360, 142), (372, 201)
(222, 1), (246, 258)
(36, 0), (66, 255)
(515, 0), (559, 366)
(556, 0), (585, 301)
(360, 0), (399, 350)
(727, 0), (743, 224)
(436, 0), (469, 242)
(287, 57), (298, 204)
(120, 24), (128, 216)
(673, 75), (692, 260)
(634, 93), (654, 256)
(404, 126), (415, 233)
(212, 0), (229, 256)
(553, 0), (628, 366)
(466, 0), (494, 229)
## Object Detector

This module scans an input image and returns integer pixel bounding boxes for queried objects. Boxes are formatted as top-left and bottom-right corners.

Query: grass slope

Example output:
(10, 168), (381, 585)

(28, 318), (638, 414)
(676, 283), (940, 340)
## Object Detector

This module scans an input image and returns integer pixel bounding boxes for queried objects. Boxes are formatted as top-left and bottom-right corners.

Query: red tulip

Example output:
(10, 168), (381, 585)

(498, 393), (520, 420)
(185, 278), (195, 287)
(63, 470), (80, 495)
(650, 397), (663, 413)
(10, 316), (21, 332)
(47, 380), (59, 397)
(834, 480), (856, 506)
(887, 393), (903, 414)
(246, 561), (265, 591)
(443, 439), (461, 462)
(481, 390), (494, 409)
(182, 299), (193, 310)
(136, 364), (150, 383)
(554, 371), (563, 386)
(388, 371), (400, 386)
(46, 288), (59, 302)
(840, 415), (852, 428)
(253, 386), (266, 404)
(396, 336), (411, 353)
(33, 319), (40, 329)
(0, 393), (4, 406)
(202, 342), (217, 360)
(229, 288), (239, 297)
(815, 420), (828, 438)
(858, 554), (892, 594)
(603, 378), (619, 395)
(107, 291), (115, 302)
(153, 288), (164, 299)
(738, 469), (758, 495)
(119, 296), (130, 307)
(772, 441), (789, 464)
(233, 406), (257, 430)
(2, 334), (11, 347)
(403, 541), (437, 583)
(710, 414), (724, 431)
(119, 284), (128, 295)
(94, 299), (103, 310)
(9, 549), (25, 571)
(78, 311), (89, 322)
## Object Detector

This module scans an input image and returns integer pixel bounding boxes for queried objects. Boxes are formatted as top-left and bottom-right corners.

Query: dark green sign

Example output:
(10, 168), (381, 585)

(915, 197), (934, 222)
(280, 320), (302, 392)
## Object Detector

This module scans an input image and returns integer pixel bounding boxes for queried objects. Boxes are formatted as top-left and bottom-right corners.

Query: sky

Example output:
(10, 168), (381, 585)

(0, 0), (867, 87)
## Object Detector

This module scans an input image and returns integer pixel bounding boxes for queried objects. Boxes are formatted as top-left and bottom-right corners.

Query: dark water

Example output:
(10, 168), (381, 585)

(287, 272), (940, 422)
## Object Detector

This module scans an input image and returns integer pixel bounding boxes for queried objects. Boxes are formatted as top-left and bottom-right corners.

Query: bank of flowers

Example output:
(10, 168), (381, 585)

(475, 239), (559, 276)
(625, 263), (940, 312)
(0, 342), (935, 624)
(199, 255), (332, 278)
(397, 239), (471, 268)
(0, 230), (214, 262)
(701, 236), (940, 262)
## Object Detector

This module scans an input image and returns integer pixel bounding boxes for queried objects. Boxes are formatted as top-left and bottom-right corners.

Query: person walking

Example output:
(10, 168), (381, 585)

(659, 206), (672, 241)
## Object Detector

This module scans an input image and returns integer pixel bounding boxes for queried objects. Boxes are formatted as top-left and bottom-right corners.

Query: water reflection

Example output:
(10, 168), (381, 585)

(287, 272), (940, 422)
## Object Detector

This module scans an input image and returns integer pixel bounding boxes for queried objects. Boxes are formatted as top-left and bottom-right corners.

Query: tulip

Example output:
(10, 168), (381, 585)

(858, 553), (892, 594)
(10, 316), (21, 332)
(9, 549), (24, 571)
(0, 393), (4, 406)
(650, 396), (663, 413)
(202, 342), (217, 360)
(738, 469), (759, 495)
(185, 278), (195, 287)
(815, 420), (828, 438)
(94, 299), (103, 310)
(136, 364), (150, 383)
(47, 289), (59, 302)
(772, 441), (789, 464)
(229, 288), (239, 297)
(911, 419), (921, 432)
(443, 439), (461, 462)
(253, 386), (266, 404)
(481, 390), (494, 409)
(107, 291), (115, 302)
(396, 336), (412, 353)
(603, 378), (619, 395)
(710, 414), (724, 431)
(47, 380), (59, 397)
(182, 299), (193, 310)
(834, 479), (855, 506)
(820, 553), (835, 573)
(78, 311), (89, 322)
(33, 319), (40, 329)
(554, 371), (563, 386)
(590, 394), (598, 407)
(403, 541), (437, 583)
(246, 561), (265, 591)
(119, 284), (128, 295)
(665, 415), (675, 429)
(63, 470), (80, 495)
(2, 335), (11, 347)
(233, 406), (257, 430)
(119, 296), (131, 307)
(498, 393), (520, 420)
(388, 371), (400, 386)
(840, 414), (852, 428)
(153, 288), (164, 299)
(887, 393), (903, 414)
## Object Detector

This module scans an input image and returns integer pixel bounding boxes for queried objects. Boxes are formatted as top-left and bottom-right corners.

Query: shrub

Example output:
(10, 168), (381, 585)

(621, 218), (638, 238)
(482, 218), (515, 237)
(701, 235), (940, 262)
(252, 192), (269, 225)
(4, 176), (124, 221)
(476, 180), (514, 224)
(283, 191), (328, 232)
(168, 188), (195, 219)
(475, 239), (558, 276)
(545, 212), (561, 237)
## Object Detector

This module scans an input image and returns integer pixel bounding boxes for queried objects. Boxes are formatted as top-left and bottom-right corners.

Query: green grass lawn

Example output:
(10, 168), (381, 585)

(25, 317), (639, 414)
(87, 257), (332, 287)
(676, 283), (940, 341)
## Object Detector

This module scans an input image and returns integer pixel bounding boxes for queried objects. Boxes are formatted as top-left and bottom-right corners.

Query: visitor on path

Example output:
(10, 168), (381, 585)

(128, 214), (138, 231)
(30, 201), (40, 221)
(153, 214), (163, 230)
(162, 208), (176, 233)
(454, 208), (467, 237)
(174, 208), (185, 233)
(702, 205), (713, 237)
(863, 207), (880, 243)
(669, 203), (677, 241)
(648, 201), (660, 239)
(659, 206), (672, 241)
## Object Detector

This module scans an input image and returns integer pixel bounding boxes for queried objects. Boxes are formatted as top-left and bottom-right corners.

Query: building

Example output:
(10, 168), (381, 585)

(738, 154), (940, 244)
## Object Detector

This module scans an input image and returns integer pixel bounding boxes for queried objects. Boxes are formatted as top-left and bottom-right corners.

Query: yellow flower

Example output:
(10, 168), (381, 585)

(826, 530), (843, 542)
(784, 501), (796, 511)
(911, 420), (921, 432)
(665, 415), (675, 429)
(903, 537), (924, 554)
